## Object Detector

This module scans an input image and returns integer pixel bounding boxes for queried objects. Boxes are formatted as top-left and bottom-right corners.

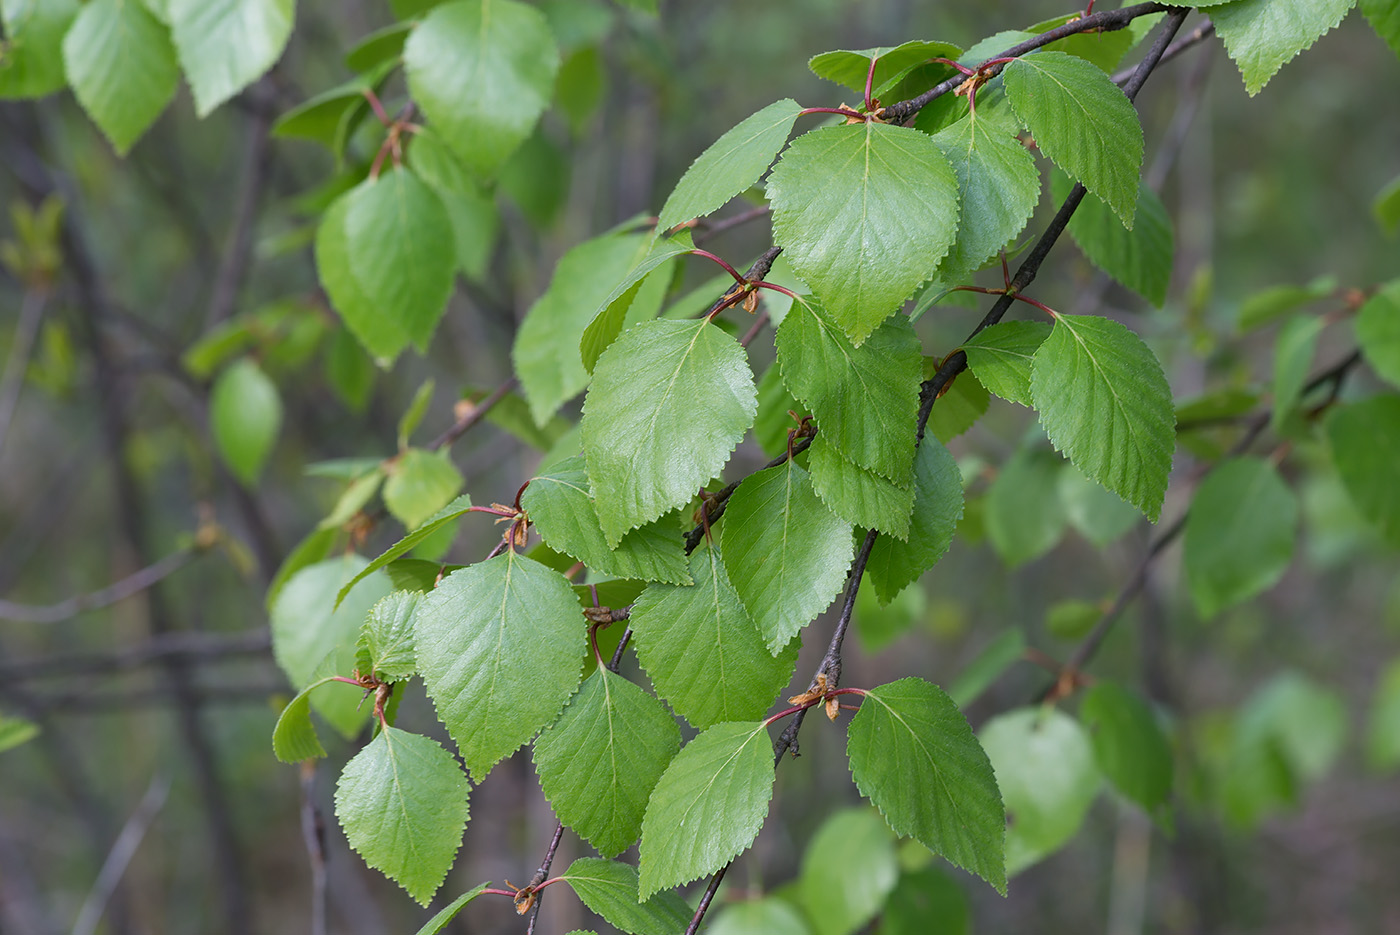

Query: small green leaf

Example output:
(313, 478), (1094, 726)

(315, 192), (409, 363)
(334, 727), (470, 905)
(961, 321), (1052, 408)
(534, 668), (682, 858)
(1327, 396), (1400, 547)
(582, 318), (756, 547)
(1079, 682), (1173, 813)
(807, 435), (915, 540)
(559, 858), (693, 935)
(1374, 172), (1400, 235)
(807, 40), (963, 93)
(383, 448), (463, 531)
(629, 542), (799, 729)
(797, 808), (899, 935)
(1366, 658), (1400, 771)
(985, 448), (1066, 566)
(335, 495), (472, 605)
(1211, 0), (1354, 95)
(169, 0), (295, 116)
(272, 676), (342, 763)
(355, 591), (421, 681)
(405, 0), (559, 177)
(1031, 314), (1175, 521)
(272, 61), (393, 147)
(948, 629), (1026, 708)
(1003, 51), (1143, 226)
(657, 98), (801, 233)
(415, 551), (585, 778)
(1053, 170), (1173, 307)
(926, 370), (989, 444)
(866, 437), (963, 604)
(0, 713), (40, 755)
(1058, 467), (1141, 548)
(398, 379), (436, 449)
(411, 884), (489, 935)
(709, 898), (810, 935)
(62, 0), (178, 154)
(1362, 0), (1400, 59)
(0, 0), (79, 99)
(1271, 315), (1323, 431)
(210, 358), (282, 486)
(345, 21), (412, 71)
(1356, 279), (1400, 388)
(638, 721), (775, 899)
(846, 678), (1007, 893)
(1235, 275), (1336, 332)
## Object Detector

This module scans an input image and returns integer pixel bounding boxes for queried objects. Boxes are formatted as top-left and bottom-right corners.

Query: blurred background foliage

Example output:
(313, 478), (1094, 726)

(1, 0), (1399, 933)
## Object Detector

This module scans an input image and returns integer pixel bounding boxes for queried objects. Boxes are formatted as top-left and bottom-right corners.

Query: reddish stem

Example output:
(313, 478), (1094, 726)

(752, 280), (800, 301)
(932, 57), (977, 77)
(797, 106), (864, 118)
(690, 249), (747, 285)
(467, 505), (516, 518)
(362, 89), (391, 127)
(705, 288), (751, 323)
(864, 56), (879, 112)
(951, 285), (1059, 319)
(480, 888), (518, 899)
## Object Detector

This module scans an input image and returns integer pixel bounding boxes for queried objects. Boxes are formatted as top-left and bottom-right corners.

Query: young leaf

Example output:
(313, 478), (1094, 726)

(271, 61), (393, 146)
(355, 591), (421, 681)
(397, 379), (436, 450)
(404, 0), (559, 177)
(808, 41), (962, 93)
(1326, 396), (1400, 547)
(628, 542), (799, 729)
(961, 321), (1052, 408)
(657, 98), (802, 233)
(521, 454), (691, 585)
(637, 721), (775, 899)
(1375, 172), (1400, 235)
(774, 299), (921, 484)
(316, 192), (410, 363)
(415, 551), (586, 778)
(336, 494), (473, 606)
(1235, 275), (1337, 332)
(383, 448), (463, 531)
(0, 713), (39, 755)
(846, 678), (1007, 894)
(1271, 315), (1323, 431)
(985, 447), (1066, 566)
(581, 318), (757, 547)
(1053, 171), (1173, 307)
(807, 435), (915, 540)
(1356, 279), (1400, 389)
(334, 727), (470, 905)
(866, 436), (963, 604)
(1211, 0), (1354, 95)
(411, 884), (489, 935)
(210, 358), (282, 486)
(797, 808), (899, 935)
(980, 706), (1099, 874)
(62, 0), (178, 155)
(579, 231), (694, 374)
(1030, 314), (1175, 521)
(558, 858), (693, 935)
(272, 676), (342, 763)
(0, 0), (79, 99)
(1079, 681), (1173, 813)
(169, 0), (295, 117)
(1185, 458), (1298, 617)
(1362, 0), (1400, 58)
(533, 667), (682, 858)
(1003, 51), (1143, 227)
(722, 460), (855, 652)
(768, 123), (960, 345)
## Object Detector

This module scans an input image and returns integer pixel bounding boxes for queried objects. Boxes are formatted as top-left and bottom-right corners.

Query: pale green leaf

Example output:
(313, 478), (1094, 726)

(961, 321), (1051, 408)
(866, 437), (963, 604)
(768, 123), (960, 345)
(1046, 599), (1100, 641)
(534, 668), (681, 858)
(355, 591), (421, 681)
(0, 713), (40, 755)
(1053, 170), (1173, 307)
(798, 808), (898, 935)
(334, 727), (470, 905)
(267, 526), (340, 611)
(411, 884), (488, 935)
(1030, 314), (1175, 521)
(315, 191), (410, 363)
(1211, 0), (1354, 95)
(947, 629), (1026, 708)
(211, 358), (282, 486)
(1271, 315), (1323, 431)
(415, 551), (585, 777)
(0, 0), (79, 99)
(272, 676), (341, 763)
(404, 0), (559, 177)
(637, 721), (775, 899)
(1366, 658), (1400, 771)
(335, 494), (472, 606)
(846, 678), (1007, 893)
(1326, 396), (1400, 546)
(1236, 275), (1336, 332)
(657, 98), (801, 232)
(271, 61), (393, 146)
(63, 0), (178, 154)
(1362, 0), (1400, 57)
(383, 448), (463, 531)
(1080, 682), (1173, 813)
(808, 41), (962, 93)
(986, 448), (1066, 566)
(808, 435), (915, 540)
(629, 542), (799, 729)
(345, 21), (411, 72)
(169, 0), (295, 116)
(397, 379), (436, 449)
(559, 858), (692, 935)
(1356, 278), (1400, 388)
(579, 231), (693, 374)
(1374, 172), (1400, 235)
(1058, 466), (1141, 547)
(581, 318), (756, 547)
(710, 898), (810, 935)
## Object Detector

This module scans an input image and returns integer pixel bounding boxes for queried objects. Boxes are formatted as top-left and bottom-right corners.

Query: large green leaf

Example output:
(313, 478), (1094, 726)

(558, 858), (693, 935)
(774, 299), (921, 483)
(1079, 682), (1173, 814)
(637, 721), (775, 899)
(533, 667), (681, 858)
(985, 448), (1066, 566)
(768, 122), (960, 345)
(980, 707), (1099, 874)
(808, 41), (962, 94)
(355, 591), (421, 681)
(316, 192), (409, 363)
(866, 437), (963, 604)
(628, 542), (799, 728)
(657, 99), (801, 232)
(210, 358), (282, 486)
(169, 0), (295, 116)
(721, 460), (854, 653)
(797, 808), (899, 935)
(383, 448), (463, 531)
(415, 551), (585, 778)
(1030, 314), (1175, 521)
(1356, 279), (1400, 389)
(334, 727), (470, 905)
(1362, 0), (1400, 57)
(808, 435), (915, 539)
(1326, 395), (1400, 546)
(961, 321), (1052, 408)
(62, 0), (178, 154)
(336, 495), (473, 606)
(404, 0), (559, 177)
(581, 318), (756, 547)
(1003, 51), (1143, 227)
(0, 0), (79, 99)
(1054, 171), (1173, 307)
(1211, 0), (1354, 95)
(846, 678), (1006, 893)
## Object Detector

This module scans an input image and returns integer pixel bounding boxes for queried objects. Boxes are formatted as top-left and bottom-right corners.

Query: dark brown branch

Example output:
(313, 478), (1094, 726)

(0, 549), (195, 624)
(427, 376), (518, 451)
(683, 864), (730, 935)
(523, 821), (566, 935)
(701, 246), (784, 320)
(682, 434), (816, 554)
(0, 629), (271, 681)
(692, 205), (772, 243)
(0, 287), (48, 458)
(204, 80), (276, 330)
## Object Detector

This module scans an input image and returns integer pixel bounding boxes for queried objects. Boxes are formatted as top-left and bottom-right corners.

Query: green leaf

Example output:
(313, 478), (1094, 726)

(930, 114), (1041, 282)
(768, 123), (960, 345)
(383, 448), (463, 531)
(807, 40), (962, 93)
(1003, 51), (1143, 227)
(0, 0), (79, 99)
(1362, 0), (1400, 58)
(1356, 279), (1400, 388)
(514, 232), (652, 426)
(629, 542), (799, 729)
(1079, 682), (1173, 813)
(355, 591), (421, 681)
(411, 883), (488, 935)
(404, 0), (559, 177)
(533, 668), (681, 858)
(709, 898), (810, 935)
(0, 713), (40, 755)
(846, 678), (1006, 893)
(1053, 170), (1173, 307)
(62, 0), (178, 155)
(345, 21), (411, 72)
(210, 358), (282, 486)
(1374, 172), (1400, 235)
(169, 0), (295, 117)
(1366, 658), (1400, 771)
(657, 98), (801, 232)
(1211, 0), (1354, 95)
(866, 437), (963, 604)
(753, 362), (804, 457)
(334, 727), (470, 905)
(267, 526), (340, 611)
(397, 379), (436, 449)
(555, 46), (605, 135)
(722, 460), (855, 652)
(1235, 275), (1336, 332)
(521, 454), (691, 585)
(270, 556), (394, 738)
(877, 866), (970, 935)
(925, 370), (988, 445)
(985, 448), (1066, 566)
(980, 706), (1098, 874)
(558, 858), (693, 935)
(1031, 314), (1175, 521)
(271, 676), (341, 763)
(1326, 396), (1400, 547)
(1058, 467), (1141, 548)
(1030, 13), (1139, 72)
(1045, 599), (1100, 641)
(808, 435), (915, 540)
(774, 298), (921, 484)
(415, 551), (585, 777)
(581, 318), (757, 547)
(1270, 315), (1323, 431)
(947, 629), (1026, 708)
(579, 231), (694, 374)
(335, 495), (472, 605)
(797, 808), (899, 935)
(315, 192), (409, 364)
(637, 720), (775, 899)
(272, 61), (394, 147)
(961, 321), (1052, 408)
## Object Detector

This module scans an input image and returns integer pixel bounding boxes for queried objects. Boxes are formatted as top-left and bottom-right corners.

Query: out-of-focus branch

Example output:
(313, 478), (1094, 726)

(71, 774), (172, 935)
(0, 629), (271, 681)
(0, 549), (195, 624)
(0, 288), (47, 459)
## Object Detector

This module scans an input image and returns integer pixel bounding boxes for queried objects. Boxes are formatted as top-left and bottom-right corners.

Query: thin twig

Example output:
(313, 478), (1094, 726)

(1113, 19), (1217, 87)
(203, 80), (275, 329)
(71, 773), (172, 935)
(0, 549), (195, 624)
(0, 288), (48, 459)
(523, 821), (566, 935)
(428, 377), (518, 451)
(692, 205), (772, 243)
(299, 762), (328, 935)
(0, 628), (270, 681)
